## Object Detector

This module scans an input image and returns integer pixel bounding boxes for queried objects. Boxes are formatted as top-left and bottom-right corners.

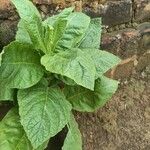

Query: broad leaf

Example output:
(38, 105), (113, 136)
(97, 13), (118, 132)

(82, 49), (121, 78)
(79, 18), (102, 49)
(46, 12), (90, 52)
(44, 7), (74, 52)
(11, 0), (46, 52)
(63, 76), (119, 112)
(0, 42), (44, 89)
(18, 85), (72, 148)
(55, 12), (90, 51)
(0, 85), (14, 101)
(41, 49), (96, 90)
(0, 108), (34, 150)
(62, 114), (82, 150)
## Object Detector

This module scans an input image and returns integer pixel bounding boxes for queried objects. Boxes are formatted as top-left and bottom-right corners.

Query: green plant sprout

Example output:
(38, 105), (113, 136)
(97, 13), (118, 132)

(0, 0), (121, 149)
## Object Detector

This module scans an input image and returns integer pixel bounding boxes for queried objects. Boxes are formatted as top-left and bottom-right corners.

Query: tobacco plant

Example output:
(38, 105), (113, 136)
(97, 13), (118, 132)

(0, 0), (121, 149)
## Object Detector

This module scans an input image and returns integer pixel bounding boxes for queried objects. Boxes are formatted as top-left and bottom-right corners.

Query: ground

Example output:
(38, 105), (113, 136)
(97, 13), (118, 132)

(76, 65), (150, 150)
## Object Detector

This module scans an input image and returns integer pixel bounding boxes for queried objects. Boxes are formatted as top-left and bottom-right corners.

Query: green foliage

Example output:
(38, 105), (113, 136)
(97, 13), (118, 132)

(18, 85), (72, 148)
(62, 114), (82, 150)
(41, 48), (96, 90)
(0, 0), (121, 149)
(63, 76), (119, 112)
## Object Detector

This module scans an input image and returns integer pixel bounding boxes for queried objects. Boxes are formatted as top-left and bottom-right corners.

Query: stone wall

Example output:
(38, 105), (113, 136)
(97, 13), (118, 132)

(0, 0), (150, 149)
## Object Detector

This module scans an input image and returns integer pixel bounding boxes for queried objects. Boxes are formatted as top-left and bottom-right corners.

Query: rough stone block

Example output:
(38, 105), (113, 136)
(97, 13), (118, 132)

(102, 0), (133, 26)
(101, 29), (141, 58)
(106, 56), (138, 80)
(83, 0), (133, 27)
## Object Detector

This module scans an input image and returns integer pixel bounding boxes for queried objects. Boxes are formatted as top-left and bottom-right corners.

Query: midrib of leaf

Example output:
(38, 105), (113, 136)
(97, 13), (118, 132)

(78, 25), (91, 46)
(78, 61), (85, 80)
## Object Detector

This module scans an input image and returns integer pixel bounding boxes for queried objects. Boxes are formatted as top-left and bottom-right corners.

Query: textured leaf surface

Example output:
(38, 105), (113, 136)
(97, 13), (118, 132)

(44, 7), (90, 52)
(0, 108), (48, 150)
(18, 85), (72, 148)
(0, 42), (43, 89)
(62, 114), (82, 150)
(0, 85), (14, 101)
(11, 0), (46, 52)
(82, 49), (121, 78)
(0, 108), (33, 150)
(79, 18), (102, 49)
(16, 20), (32, 44)
(55, 74), (76, 86)
(55, 12), (90, 51)
(64, 76), (119, 112)
(41, 49), (96, 90)
(43, 24), (54, 53)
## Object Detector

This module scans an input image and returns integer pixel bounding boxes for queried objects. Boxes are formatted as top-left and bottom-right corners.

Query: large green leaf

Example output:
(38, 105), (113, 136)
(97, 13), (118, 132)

(45, 12), (90, 52)
(43, 8), (74, 53)
(41, 49), (96, 90)
(18, 85), (72, 149)
(0, 42), (44, 89)
(82, 49), (121, 78)
(11, 0), (46, 52)
(63, 76), (119, 112)
(0, 108), (34, 150)
(54, 12), (90, 51)
(79, 18), (102, 49)
(62, 114), (82, 150)
(0, 85), (14, 101)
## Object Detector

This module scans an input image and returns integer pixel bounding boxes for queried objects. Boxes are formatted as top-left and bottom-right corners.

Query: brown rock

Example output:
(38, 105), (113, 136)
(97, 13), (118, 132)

(101, 29), (141, 58)
(83, 0), (132, 27)
(108, 55), (138, 80)
(102, 0), (132, 26)
(0, 0), (10, 10)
